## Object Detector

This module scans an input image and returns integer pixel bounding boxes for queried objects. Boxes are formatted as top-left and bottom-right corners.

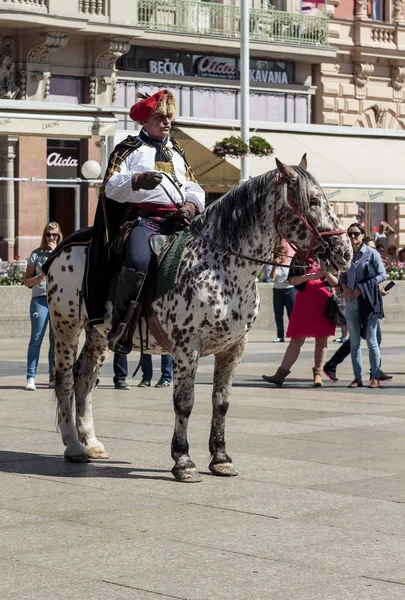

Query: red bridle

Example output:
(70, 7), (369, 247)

(274, 174), (346, 266)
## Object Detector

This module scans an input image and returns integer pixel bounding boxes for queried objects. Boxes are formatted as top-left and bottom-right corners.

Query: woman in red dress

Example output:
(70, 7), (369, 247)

(262, 260), (338, 387)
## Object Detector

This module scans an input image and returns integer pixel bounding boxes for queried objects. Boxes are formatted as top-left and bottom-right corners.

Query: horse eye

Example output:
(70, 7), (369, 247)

(310, 198), (321, 207)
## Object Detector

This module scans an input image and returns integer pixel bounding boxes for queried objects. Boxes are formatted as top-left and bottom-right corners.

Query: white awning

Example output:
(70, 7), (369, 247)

(0, 103), (117, 138)
(175, 125), (405, 202)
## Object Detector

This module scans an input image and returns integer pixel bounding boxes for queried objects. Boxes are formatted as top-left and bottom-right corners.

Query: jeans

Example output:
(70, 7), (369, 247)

(141, 354), (172, 382)
(327, 322), (382, 369)
(113, 353), (128, 384)
(27, 296), (54, 380)
(345, 298), (380, 380)
(273, 287), (296, 339)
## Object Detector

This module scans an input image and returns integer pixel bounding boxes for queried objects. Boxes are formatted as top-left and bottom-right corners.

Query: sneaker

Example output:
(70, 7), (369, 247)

(138, 378), (151, 388)
(48, 381), (55, 389)
(25, 377), (36, 391)
(379, 371), (393, 382)
(272, 337), (285, 343)
(114, 380), (131, 390)
(334, 337), (349, 343)
(262, 278), (271, 283)
(323, 364), (339, 383)
(155, 377), (171, 388)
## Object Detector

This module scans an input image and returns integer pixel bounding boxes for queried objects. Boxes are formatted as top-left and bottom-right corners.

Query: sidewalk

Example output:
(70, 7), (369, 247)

(0, 325), (404, 599)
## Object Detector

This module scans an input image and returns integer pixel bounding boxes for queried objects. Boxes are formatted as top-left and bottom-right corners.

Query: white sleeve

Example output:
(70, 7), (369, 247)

(104, 157), (136, 204)
(184, 179), (205, 213)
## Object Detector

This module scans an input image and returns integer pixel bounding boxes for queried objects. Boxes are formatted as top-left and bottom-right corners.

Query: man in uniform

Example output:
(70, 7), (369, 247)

(89, 89), (205, 354)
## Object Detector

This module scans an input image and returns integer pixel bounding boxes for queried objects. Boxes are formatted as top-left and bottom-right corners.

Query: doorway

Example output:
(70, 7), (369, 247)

(48, 186), (80, 237)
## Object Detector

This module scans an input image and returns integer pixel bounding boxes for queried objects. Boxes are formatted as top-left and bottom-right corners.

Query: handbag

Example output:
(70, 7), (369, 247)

(324, 292), (346, 326)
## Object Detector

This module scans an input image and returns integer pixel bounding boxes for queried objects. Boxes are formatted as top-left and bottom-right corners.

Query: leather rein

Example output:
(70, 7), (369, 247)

(225, 174), (346, 271)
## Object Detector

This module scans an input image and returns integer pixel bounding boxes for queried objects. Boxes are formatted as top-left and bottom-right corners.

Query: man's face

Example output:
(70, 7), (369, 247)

(143, 113), (172, 141)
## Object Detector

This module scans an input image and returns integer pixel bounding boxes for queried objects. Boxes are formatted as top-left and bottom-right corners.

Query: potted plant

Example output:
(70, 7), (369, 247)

(212, 135), (249, 159)
(213, 135), (274, 158)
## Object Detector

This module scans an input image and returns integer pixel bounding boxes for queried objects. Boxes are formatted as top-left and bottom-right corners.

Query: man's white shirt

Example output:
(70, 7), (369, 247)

(105, 138), (205, 213)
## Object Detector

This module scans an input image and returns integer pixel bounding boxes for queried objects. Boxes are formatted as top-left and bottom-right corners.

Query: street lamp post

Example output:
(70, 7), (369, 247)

(240, 0), (250, 183)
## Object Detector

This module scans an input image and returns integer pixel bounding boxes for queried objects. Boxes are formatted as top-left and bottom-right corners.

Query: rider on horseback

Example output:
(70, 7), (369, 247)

(102, 89), (205, 354)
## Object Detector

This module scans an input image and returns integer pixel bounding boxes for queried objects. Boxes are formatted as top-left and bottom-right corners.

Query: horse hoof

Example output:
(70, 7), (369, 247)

(64, 451), (90, 463)
(85, 447), (109, 460)
(172, 467), (203, 483)
(209, 462), (239, 477)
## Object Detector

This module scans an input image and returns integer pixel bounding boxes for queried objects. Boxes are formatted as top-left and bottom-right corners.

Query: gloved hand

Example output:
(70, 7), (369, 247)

(132, 171), (163, 191)
(178, 202), (199, 221)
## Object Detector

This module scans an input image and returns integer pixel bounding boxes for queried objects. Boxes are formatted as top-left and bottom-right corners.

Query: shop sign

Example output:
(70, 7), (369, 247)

(47, 142), (80, 179)
(249, 69), (289, 84)
(149, 59), (185, 76)
(193, 55), (237, 80)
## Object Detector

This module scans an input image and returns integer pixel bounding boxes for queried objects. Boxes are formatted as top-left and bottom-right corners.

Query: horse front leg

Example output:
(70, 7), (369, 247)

(171, 354), (202, 483)
(209, 336), (247, 476)
(74, 326), (109, 459)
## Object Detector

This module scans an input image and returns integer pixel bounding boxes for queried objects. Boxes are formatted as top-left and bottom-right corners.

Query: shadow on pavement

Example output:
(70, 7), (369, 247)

(0, 450), (175, 482)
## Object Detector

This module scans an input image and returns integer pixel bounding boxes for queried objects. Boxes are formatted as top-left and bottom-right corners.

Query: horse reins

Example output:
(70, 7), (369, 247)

(273, 173), (346, 267)
(223, 173), (346, 271)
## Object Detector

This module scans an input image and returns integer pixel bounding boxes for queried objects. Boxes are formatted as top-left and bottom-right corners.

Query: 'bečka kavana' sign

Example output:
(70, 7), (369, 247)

(147, 55), (292, 84)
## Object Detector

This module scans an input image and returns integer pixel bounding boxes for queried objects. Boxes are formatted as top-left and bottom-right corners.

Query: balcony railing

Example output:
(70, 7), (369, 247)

(78, 0), (106, 16)
(0, 0), (47, 9)
(137, 0), (329, 46)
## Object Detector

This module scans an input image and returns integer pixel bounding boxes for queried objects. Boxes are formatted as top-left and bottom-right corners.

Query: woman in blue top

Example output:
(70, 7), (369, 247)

(339, 223), (386, 389)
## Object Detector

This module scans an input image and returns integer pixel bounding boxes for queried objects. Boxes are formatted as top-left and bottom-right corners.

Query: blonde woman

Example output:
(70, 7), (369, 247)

(24, 222), (63, 390)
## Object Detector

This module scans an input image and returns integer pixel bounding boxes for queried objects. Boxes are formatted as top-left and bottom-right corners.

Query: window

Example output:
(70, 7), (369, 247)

(48, 77), (82, 104)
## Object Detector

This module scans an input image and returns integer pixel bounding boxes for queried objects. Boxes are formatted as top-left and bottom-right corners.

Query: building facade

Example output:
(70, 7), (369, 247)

(0, 0), (404, 260)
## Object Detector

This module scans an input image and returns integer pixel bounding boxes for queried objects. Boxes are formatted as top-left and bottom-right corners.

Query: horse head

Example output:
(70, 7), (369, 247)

(274, 154), (352, 272)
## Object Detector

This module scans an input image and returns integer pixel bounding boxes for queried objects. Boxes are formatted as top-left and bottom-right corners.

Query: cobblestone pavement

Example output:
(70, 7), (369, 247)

(0, 325), (404, 600)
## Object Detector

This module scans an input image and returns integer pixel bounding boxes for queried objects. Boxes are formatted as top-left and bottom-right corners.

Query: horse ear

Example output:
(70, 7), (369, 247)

(275, 158), (298, 182)
(298, 153), (307, 170)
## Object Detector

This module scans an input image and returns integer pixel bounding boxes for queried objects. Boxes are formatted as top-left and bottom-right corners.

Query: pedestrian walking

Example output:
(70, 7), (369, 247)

(270, 245), (296, 343)
(340, 223), (386, 388)
(138, 353), (173, 388)
(372, 220), (395, 252)
(24, 221), (63, 390)
(262, 259), (338, 388)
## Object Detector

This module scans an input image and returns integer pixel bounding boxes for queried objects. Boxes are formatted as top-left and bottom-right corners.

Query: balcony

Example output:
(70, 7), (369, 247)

(138, 0), (329, 47)
(0, 0), (329, 47)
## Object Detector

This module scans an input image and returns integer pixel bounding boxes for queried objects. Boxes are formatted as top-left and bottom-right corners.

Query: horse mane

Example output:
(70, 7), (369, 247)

(192, 165), (321, 246)
(192, 170), (275, 246)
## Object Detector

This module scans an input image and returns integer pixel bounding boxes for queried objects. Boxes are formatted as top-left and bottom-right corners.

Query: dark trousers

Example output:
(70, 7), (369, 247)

(141, 354), (173, 383)
(327, 322), (382, 368)
(125, 217), (176, 272)
(113, 353), (128, 384)
(273, 287), (296, 339)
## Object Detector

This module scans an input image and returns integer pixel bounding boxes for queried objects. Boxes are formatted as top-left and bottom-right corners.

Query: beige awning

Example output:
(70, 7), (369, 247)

(175, 125), (405, 202)
(0, 100), (117, 138)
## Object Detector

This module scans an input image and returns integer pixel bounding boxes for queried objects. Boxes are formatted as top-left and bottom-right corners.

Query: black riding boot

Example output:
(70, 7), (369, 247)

(108, 267), (145, 354)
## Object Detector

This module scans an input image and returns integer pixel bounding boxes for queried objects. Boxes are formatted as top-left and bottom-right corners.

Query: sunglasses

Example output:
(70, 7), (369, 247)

(46, 233), (58, 238)
(348, 231), (361, 238)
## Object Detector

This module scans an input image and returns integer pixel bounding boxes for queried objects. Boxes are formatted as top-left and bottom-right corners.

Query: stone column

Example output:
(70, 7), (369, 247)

(392, 0), (405, 23)
(355, 0), (368, 19)
(0, 137), (16, 261)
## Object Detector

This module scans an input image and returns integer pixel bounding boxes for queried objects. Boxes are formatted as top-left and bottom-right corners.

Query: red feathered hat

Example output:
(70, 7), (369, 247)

(129, 89), (177, 122)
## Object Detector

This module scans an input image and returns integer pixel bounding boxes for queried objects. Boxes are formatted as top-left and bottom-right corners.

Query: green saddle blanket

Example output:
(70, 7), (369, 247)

(152, 230), (191, 302)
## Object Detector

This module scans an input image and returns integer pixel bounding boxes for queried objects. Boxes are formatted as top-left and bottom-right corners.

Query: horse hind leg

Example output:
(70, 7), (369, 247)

(171, 354), (202, 483)
(74, 326), (109, 459)
(209, 336), (247, 477)
(53, 327), (89, 463)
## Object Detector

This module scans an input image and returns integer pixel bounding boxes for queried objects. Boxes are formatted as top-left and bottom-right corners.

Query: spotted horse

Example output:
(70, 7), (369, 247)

(46, 156), (352, 482)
